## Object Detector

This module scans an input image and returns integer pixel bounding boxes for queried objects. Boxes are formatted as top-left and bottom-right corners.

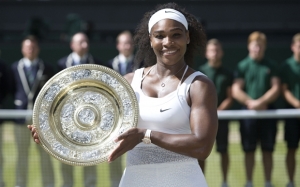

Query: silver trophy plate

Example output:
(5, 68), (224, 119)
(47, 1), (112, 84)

(32, 64), (138, 166)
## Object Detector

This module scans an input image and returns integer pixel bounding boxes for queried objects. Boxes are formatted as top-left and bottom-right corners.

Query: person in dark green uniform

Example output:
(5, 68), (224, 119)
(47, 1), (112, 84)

(232, 31), (280, 187)
(199, 39), (233, 187)
(281, 33), (300, 187)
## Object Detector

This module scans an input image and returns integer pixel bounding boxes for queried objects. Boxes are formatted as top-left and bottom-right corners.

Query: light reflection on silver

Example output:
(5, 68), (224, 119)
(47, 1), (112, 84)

(83, 92), (102, 105)
(39, 112), (49, 131)
(78, 108), (95, 125)
(33, 64), (138, 166)
(122, 98), (132, 116)
(100, 111), (114, 131)
(53, 143), (69, 156)
(72, 69), (91, 80)
(61, 103), (75, 123)
(44, 83), (60, 102)
(71, 131), (92, 144)
(101, 74), (111, 84)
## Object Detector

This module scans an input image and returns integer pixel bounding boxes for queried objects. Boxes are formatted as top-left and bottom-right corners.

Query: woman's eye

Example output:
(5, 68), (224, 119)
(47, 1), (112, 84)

(173, 33), (181, 38)
(155, 35), (164, 39)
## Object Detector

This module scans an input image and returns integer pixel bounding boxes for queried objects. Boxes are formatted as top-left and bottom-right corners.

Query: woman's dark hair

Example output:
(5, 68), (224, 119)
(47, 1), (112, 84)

(133, 2), (206, 67)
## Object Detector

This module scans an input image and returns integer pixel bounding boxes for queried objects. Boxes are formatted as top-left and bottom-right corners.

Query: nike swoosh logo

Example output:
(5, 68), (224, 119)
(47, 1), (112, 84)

(160, 108), (171, 112)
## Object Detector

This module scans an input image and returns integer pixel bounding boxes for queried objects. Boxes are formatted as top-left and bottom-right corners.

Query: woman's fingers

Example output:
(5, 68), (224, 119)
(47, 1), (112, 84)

(108, 142), (126, 162)
(27, 125), (40, 144)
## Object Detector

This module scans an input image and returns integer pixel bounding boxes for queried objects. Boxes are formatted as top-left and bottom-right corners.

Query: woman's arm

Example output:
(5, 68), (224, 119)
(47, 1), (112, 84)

(108, 75), (218, 162)
(123, 72), (134, 84)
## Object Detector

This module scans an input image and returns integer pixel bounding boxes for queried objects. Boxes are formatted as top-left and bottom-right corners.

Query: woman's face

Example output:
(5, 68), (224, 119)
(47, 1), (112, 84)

(149, 19), (189, 66)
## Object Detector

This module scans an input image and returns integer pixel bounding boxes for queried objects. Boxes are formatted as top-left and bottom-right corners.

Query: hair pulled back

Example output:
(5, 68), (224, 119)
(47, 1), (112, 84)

(134, 2), (206, 67)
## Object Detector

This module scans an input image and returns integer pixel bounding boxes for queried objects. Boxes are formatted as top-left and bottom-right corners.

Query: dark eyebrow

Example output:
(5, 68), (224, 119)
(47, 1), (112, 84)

(152, 27), (184, 34)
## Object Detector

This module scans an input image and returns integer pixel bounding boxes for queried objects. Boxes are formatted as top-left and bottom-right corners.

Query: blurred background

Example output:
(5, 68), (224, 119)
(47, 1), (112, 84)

(0, 0), (300, 187)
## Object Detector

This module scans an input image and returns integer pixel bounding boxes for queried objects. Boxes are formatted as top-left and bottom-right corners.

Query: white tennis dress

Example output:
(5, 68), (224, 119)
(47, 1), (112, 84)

(119, 66), (208, 187)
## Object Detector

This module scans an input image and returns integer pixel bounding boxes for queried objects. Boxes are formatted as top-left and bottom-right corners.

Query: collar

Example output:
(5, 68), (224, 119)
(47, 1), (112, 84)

(23, 58), (38, 68)
(71, 52), (88, 64)
(118, 54), (133, 64)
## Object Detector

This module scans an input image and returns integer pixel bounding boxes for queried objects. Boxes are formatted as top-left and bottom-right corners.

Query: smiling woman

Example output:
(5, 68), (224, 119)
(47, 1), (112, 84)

(28, 2), (217, 187)
(108, 2), (217, 187)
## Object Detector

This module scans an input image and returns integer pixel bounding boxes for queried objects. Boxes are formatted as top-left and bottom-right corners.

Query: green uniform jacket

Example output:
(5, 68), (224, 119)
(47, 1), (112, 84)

(199, 62), (233, 106)
(235, 56), (279, 100)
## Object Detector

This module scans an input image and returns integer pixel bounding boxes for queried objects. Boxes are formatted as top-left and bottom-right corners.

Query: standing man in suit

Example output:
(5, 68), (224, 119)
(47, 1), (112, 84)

(106, 30), (135, 187)
(108, 30), (135, 76)
(57, 32), (106, 71)
(11, 35), (54, 187)
(0, 58), (9, 187)
(57, 32), (104, 187)
(199, 39), (233, 187)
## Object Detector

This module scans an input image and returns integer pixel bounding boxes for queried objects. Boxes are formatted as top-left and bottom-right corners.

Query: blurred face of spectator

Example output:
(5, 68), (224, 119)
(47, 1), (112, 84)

(117, 33), (134, 57)
(22, 39), (39, 61)
(205, 43), (223, 67)
(291, 40), (300, 61)
(71, 33), (89, 57)
(248, 40), (265, 61)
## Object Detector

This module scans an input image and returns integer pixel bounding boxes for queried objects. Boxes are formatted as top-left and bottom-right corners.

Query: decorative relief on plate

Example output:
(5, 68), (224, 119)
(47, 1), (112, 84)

(72, 69), (91, 80)
(100, 111), (114, 131)
(44, 83), (61, 102)
(33, 64), (138, 166)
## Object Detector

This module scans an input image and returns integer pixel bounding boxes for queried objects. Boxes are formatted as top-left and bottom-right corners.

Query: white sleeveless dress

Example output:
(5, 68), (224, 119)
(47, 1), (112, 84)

(119, 67), (208, 187)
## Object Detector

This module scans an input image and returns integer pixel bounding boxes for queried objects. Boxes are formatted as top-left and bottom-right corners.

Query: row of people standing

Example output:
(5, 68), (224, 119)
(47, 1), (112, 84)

(199, 32), (300, 187)
(0, 29), (299, 187)
(0, 31), (134, 187)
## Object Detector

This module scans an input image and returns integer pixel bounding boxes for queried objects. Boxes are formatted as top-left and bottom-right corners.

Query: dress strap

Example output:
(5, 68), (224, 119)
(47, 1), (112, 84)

(177, 71), (206, 96)
(141, 66), (155, 81)
(176, 65), (189, 90)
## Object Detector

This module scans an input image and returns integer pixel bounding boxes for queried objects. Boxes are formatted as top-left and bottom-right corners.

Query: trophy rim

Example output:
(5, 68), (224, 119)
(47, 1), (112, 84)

(32, 64), (139, 166)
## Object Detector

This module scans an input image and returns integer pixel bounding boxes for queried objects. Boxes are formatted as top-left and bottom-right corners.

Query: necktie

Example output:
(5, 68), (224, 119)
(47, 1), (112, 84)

(119, 62), (127, 76)
(25, 65), (37, 88)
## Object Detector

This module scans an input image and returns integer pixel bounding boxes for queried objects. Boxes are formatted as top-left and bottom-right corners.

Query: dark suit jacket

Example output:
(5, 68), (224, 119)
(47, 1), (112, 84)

(0, 59), (9, 123)
(11, 59), (54, 124)
(57, 53), (110, 72)
(107, 55), (135, 75)
(0, 59), (8, 105)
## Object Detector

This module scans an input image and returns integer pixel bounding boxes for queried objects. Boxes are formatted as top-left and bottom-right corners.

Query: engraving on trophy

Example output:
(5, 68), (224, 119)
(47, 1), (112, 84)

(101, 73), (111, 84)
(83, 91), (102, 105)
(39, 112), (50, 131)
(33, 65), (138, 165)
(70, 131), (92, 144)
(78, 108), (96, 126)
(83, 150), (100, 160)
(44, 83), (61, 102)
(72, 69), (91, 80)
(100, 111), (114, 131)
(53, 142), (69, 157)
(122, 98), (132, 116)
(61, 103), (75, 123)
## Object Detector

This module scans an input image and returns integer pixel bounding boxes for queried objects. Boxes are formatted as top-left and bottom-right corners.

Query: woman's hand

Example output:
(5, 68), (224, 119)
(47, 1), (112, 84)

(108, 128), (145, 162)
(27, 125), (40, 144)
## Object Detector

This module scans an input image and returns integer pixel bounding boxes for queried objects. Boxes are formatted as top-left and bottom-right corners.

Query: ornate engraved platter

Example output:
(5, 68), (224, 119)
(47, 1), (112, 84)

(32, 64), (138, 166)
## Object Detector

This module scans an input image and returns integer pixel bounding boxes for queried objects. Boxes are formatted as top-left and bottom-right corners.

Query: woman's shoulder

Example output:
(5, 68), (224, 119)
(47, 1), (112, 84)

(187, 68), (215, 89)
(185, 68), (209, 81)
(124, 72), (135, 84)
(124, 67), (149, 84)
